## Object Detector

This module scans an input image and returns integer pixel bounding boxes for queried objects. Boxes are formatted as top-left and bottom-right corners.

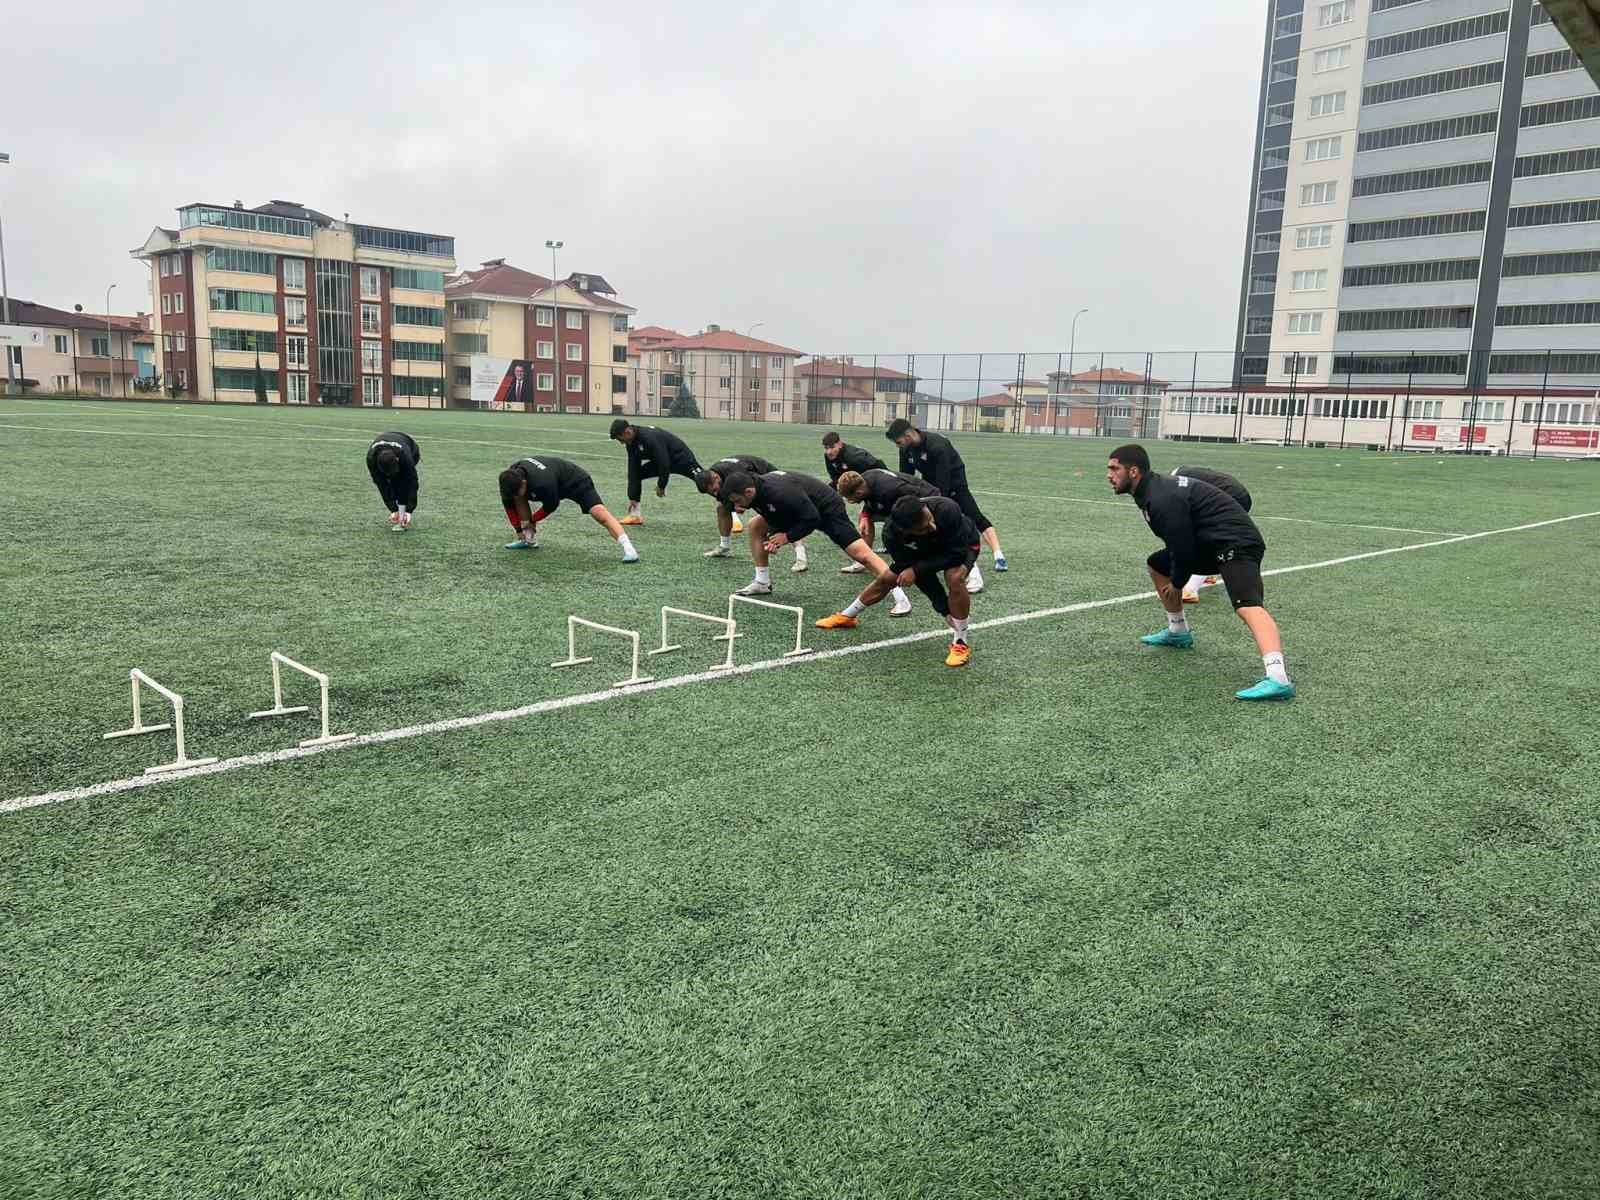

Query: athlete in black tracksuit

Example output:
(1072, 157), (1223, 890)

(719, 469), (890, 594)
(846, 468), (940, 521)
(367, 432), (421, 525)
(1172, 466), (1252, 512)
(822, 437), (887, 486)
(1108, 442), (1292, 700)
(887, 422), (1007, 571)
(695, 454), (803, 563)
(498, 455), (639, 561)
(609, 421), (702, 519)
(884, 496), (981, 617)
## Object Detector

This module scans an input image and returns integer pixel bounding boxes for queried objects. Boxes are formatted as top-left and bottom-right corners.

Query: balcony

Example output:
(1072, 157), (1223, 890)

(72, 356), (142, 377)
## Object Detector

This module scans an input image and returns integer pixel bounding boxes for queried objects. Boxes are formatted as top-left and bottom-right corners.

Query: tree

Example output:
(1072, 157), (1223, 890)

(666, 385), (700, 419)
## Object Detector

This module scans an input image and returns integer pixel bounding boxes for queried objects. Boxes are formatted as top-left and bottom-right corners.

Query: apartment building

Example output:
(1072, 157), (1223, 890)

(1235, 1), (1600, 393)
(445, 259), (634, 412)
(631, 326), (804, 421)
(131, 200), (455, 406)
(2, 300), (153, 395)
(791, 357), (917, 426)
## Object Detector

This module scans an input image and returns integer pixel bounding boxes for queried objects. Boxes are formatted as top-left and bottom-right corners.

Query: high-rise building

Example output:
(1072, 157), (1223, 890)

(1233, 1), (1600, 393)
(132, 201), (455, 406)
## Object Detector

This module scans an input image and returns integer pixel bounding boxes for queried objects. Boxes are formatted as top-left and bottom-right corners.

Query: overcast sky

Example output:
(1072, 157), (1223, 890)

(8, 1), (1264, 366)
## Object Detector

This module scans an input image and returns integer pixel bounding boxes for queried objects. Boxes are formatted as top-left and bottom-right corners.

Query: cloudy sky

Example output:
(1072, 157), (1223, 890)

(8, 1), (1265, 365)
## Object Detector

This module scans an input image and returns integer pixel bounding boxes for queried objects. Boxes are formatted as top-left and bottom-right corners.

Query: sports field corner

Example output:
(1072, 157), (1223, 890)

(4, 397), (1600, 1198)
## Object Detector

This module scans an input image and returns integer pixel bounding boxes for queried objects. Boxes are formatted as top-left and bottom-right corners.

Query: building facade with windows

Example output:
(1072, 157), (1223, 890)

(1, 300), (153, 396)
(445, 260), (634, 412)
(1233, 0), (1600, 393)
(132, 200), (455, 406)
(791, 357), (918, 426)
(630, 327), (804, 421)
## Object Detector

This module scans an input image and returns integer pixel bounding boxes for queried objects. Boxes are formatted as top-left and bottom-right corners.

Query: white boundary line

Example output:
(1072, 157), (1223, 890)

(973, 489), (1458, 537)
(6, 509), (1595, 816)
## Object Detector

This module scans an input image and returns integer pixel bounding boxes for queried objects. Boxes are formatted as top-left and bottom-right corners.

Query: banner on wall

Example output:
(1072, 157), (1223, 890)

(1534, 427), (1600, 449)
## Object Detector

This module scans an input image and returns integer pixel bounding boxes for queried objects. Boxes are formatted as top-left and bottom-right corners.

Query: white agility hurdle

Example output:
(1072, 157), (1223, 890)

(649, 607), (737, 671)
(551, 616), (655, 688)
(728, 594), (813, 658)
(248, 652), (356, 748)
(103, 669), (219, 775)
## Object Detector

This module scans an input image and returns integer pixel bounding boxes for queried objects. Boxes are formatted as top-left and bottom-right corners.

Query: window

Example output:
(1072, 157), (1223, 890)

(1343, 258), (1479, 287)
(1363, 62), (1503, 107)
(391, 376), (444, 398)
(536, 307), (553, 326)
(1496, 301), (1600, 327)
(1367, 11), (1509, 61)
(352, 226), (453, 257)
(1266, 102), (1295, 127)
(1313, 46), (1350, 72)
(720, 354), (733, 367)
(1305, 137), (1342, 162)
(52, 334), (68, 353)
(1301, 181), (1338, 206)
(1497, 353), (1600, 375)
(1292, 269), (1329, 290)
(213, 368), (278, 392)
(172, 255), (183, 276)
(1282, 354), (1318, 374)
(566, 343), (582, 361)
(1462, 399), (1505, 421)
(212, 329), (277, 353)
(1351, 161), (1492, 196)
(536, 340), (553, 359)
(769, 355), (784, 368)
(90, 335), (110, 356)
(6, 345), (20, 369)
(392, 305), (443, 327)
(1406, 399), (1444, 419)
(1296, 224), (1334, 249)
(748, 354), (761, 368)
(1526, 48), (1581, 78)
(1276, 12), (1302, 36)
(359, 268), (382, 300)
(286, 335), (308, 369)
(452, 300), (489, 320)
(1318, 2), (1353, 28)
(536, 373), (554, 390)
(285, 297), (307, 328)
(179, 206), (313, 237)
(1373, 0), (1427, 10)
(54, 374), (70, 390)
(612, 373), (628, 394)
(455, 365), (472, 386)
(1250, 273), (1278, 294)
(613, 315), (629, 332)
(612, 345), (627, 364)
(565, 311), (582, 329)
(176, 369), (188, 389)
(1337, 306), (1473, 331)
(747, 400), (761, 415)
(1332, 354), (1468, 376)
(451, 333), (489, 354)
(161, 294), (171, 315)
(565, 374), (582, 392)
(361, 341), (383, 373)
(1515, 147), (1600, 180)
(361, 304), (382, 335)
(282, 258), (306, 290)
(209, 289), (275, 314)
(1348, 210), (1486, 242)
(205, 247), (276, 275)
(748, 377), (761, 390)
(1287, 312), (1323, 333)
(1260, 146), (1290, 170)
(173, 293), (183, 314)
(1308, 92), (1346, 118)
(719, 375), (733, 389)
(1501, 250), (1600, 279)
(1508, 199), (1600, 229)
(390, 268), (445, 291)
(1255, 231), (1283, 253)
(363, 377), (382, 407)
(769, 377), (782, 392)
(160, 258), (171, 277)
(176, 333), (186, 352)
(1358, 111), (1497, 153)
(1520, 95), (1600, 130)
(1259, 189), (1286, 212)
(1246, 314), (1274, 334)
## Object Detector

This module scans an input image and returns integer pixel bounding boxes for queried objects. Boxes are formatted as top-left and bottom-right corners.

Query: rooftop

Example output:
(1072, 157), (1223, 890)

(4, 299), (148, 333)
(796, 356), (915, 381)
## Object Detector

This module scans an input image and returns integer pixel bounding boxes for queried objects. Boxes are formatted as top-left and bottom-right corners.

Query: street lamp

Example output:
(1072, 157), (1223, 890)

(105, 283), (117, 396)
(745, 322), (764, 337)
(1, 150), (13, 396)
(1066, 307), (1088, 435)
(545, 239), (562, 409)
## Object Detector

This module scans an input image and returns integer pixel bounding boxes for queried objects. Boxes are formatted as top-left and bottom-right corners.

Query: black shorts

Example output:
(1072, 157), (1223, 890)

(946, 480), (992, 533)
(893, 545), (980, 581)
(1148, 545), (1265, 609)
(816, 500), (864, 552)
(563, 472), (604, 515)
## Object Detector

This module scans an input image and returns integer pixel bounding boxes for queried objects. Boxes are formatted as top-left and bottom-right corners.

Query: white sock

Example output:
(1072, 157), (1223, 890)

(795, 543), (808, 562)
(991, 545), (1003, 560)
(1167, 610), (1189, 634)
(627, 502), (640, 513)
(842, 598), (866, 618)
(718, 535), (731, 549)
(890, 587), (909, 606)
(1263, 651), (1289, 685)
(969, 565), (984, 588)
(617, 533), (636, 555)
(755, 566), (771, 584)
(951, 617), (970, 644)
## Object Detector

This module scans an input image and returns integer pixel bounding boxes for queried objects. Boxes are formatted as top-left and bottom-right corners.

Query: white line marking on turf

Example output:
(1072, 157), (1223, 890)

(973, 489), (1458, 537)
(6, 509), (1596, 816)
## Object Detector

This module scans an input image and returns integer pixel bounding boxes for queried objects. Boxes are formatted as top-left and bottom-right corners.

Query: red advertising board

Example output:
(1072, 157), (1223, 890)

(1534, 427), (1600, 449)
(1457, 425), (1488, 443)
(1411, 423), (1437, 441)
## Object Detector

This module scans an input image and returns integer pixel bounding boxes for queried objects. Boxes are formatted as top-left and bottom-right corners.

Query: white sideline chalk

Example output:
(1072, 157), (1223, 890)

(552, 616), (654, 688)
(102, 669), (218, 774)
(248, 652), (356, 748)
(728, 594), (812, 657)
(650, 607), (737, 671)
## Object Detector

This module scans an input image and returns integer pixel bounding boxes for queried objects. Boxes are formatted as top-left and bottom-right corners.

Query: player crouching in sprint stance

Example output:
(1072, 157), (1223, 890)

(368, 432), (421, 531)
(820, 495), (979, 667)
(498, 456), (639, 563)
(1107, 444), (1293, 701)
(719, 469), (890, 597)
(695, 455), (814, 569)
(608, 419), (703, 526)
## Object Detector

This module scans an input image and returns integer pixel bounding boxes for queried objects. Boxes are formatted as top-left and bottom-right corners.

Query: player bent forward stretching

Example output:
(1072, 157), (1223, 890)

(498, 455), (639, 563)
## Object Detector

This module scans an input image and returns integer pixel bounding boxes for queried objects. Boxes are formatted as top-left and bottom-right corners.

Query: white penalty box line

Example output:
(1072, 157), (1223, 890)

(11, 509), (1597, 815)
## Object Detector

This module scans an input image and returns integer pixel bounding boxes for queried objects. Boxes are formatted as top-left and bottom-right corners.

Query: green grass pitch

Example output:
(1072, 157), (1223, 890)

(3, 397), (1599, 1199)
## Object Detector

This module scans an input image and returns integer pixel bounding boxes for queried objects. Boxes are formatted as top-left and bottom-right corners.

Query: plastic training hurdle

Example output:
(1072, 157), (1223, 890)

(551, 616), (655, 688)
(727, 594), (813, 658)
(650, 607), (738, 671)
(248, 652), (356, 748)
(103, 669), (219, 774)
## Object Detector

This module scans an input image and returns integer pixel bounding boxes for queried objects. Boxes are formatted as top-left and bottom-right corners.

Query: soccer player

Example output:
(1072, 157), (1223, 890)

(719, 469), (891, 596)
(498, 455), (639, 562)
(1171, 466), (1253, 602)
(822, 433), (889, 570)
(367, 431), (420, 531)
(608, 419), (703, 525)
(819, 495), (979, 667)
(885, 418), (1007, 572)
(833, 467), (983, 594)
(1107, 444), (1293, 701)
(693, 454), (804, 571)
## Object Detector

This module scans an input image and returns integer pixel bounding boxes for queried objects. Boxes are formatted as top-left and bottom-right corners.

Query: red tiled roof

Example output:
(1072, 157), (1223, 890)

(446, 261), (551, 297)
(655, 330), (804, 356)
(951, 392), (1019, 407)
(5, 299), (146, 333)
(1048, 366), (1170, 386)
(629, 325), (684, 340)
(796, 356), (914, 381)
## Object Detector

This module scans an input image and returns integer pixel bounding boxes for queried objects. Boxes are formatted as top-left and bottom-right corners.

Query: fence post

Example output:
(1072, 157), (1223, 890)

(1338, 363), (1353, 449)
(1400, 353), (1416, 452)
(1532, 349), (1550, 459)
(1186, 351), (1198, 440)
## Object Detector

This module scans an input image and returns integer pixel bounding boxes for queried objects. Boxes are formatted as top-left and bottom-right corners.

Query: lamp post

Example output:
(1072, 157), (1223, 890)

(1066, 307), (1088, 432)
(105, 283), (117, 396)
(545, 239), (562, 410)
(746, 322), (764, 337)
(1, 150), (13, 395)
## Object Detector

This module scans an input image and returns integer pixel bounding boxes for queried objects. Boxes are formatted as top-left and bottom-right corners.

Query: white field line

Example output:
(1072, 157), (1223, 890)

(973, 488), (1458, 537)
(6, 509), (1596, 816)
